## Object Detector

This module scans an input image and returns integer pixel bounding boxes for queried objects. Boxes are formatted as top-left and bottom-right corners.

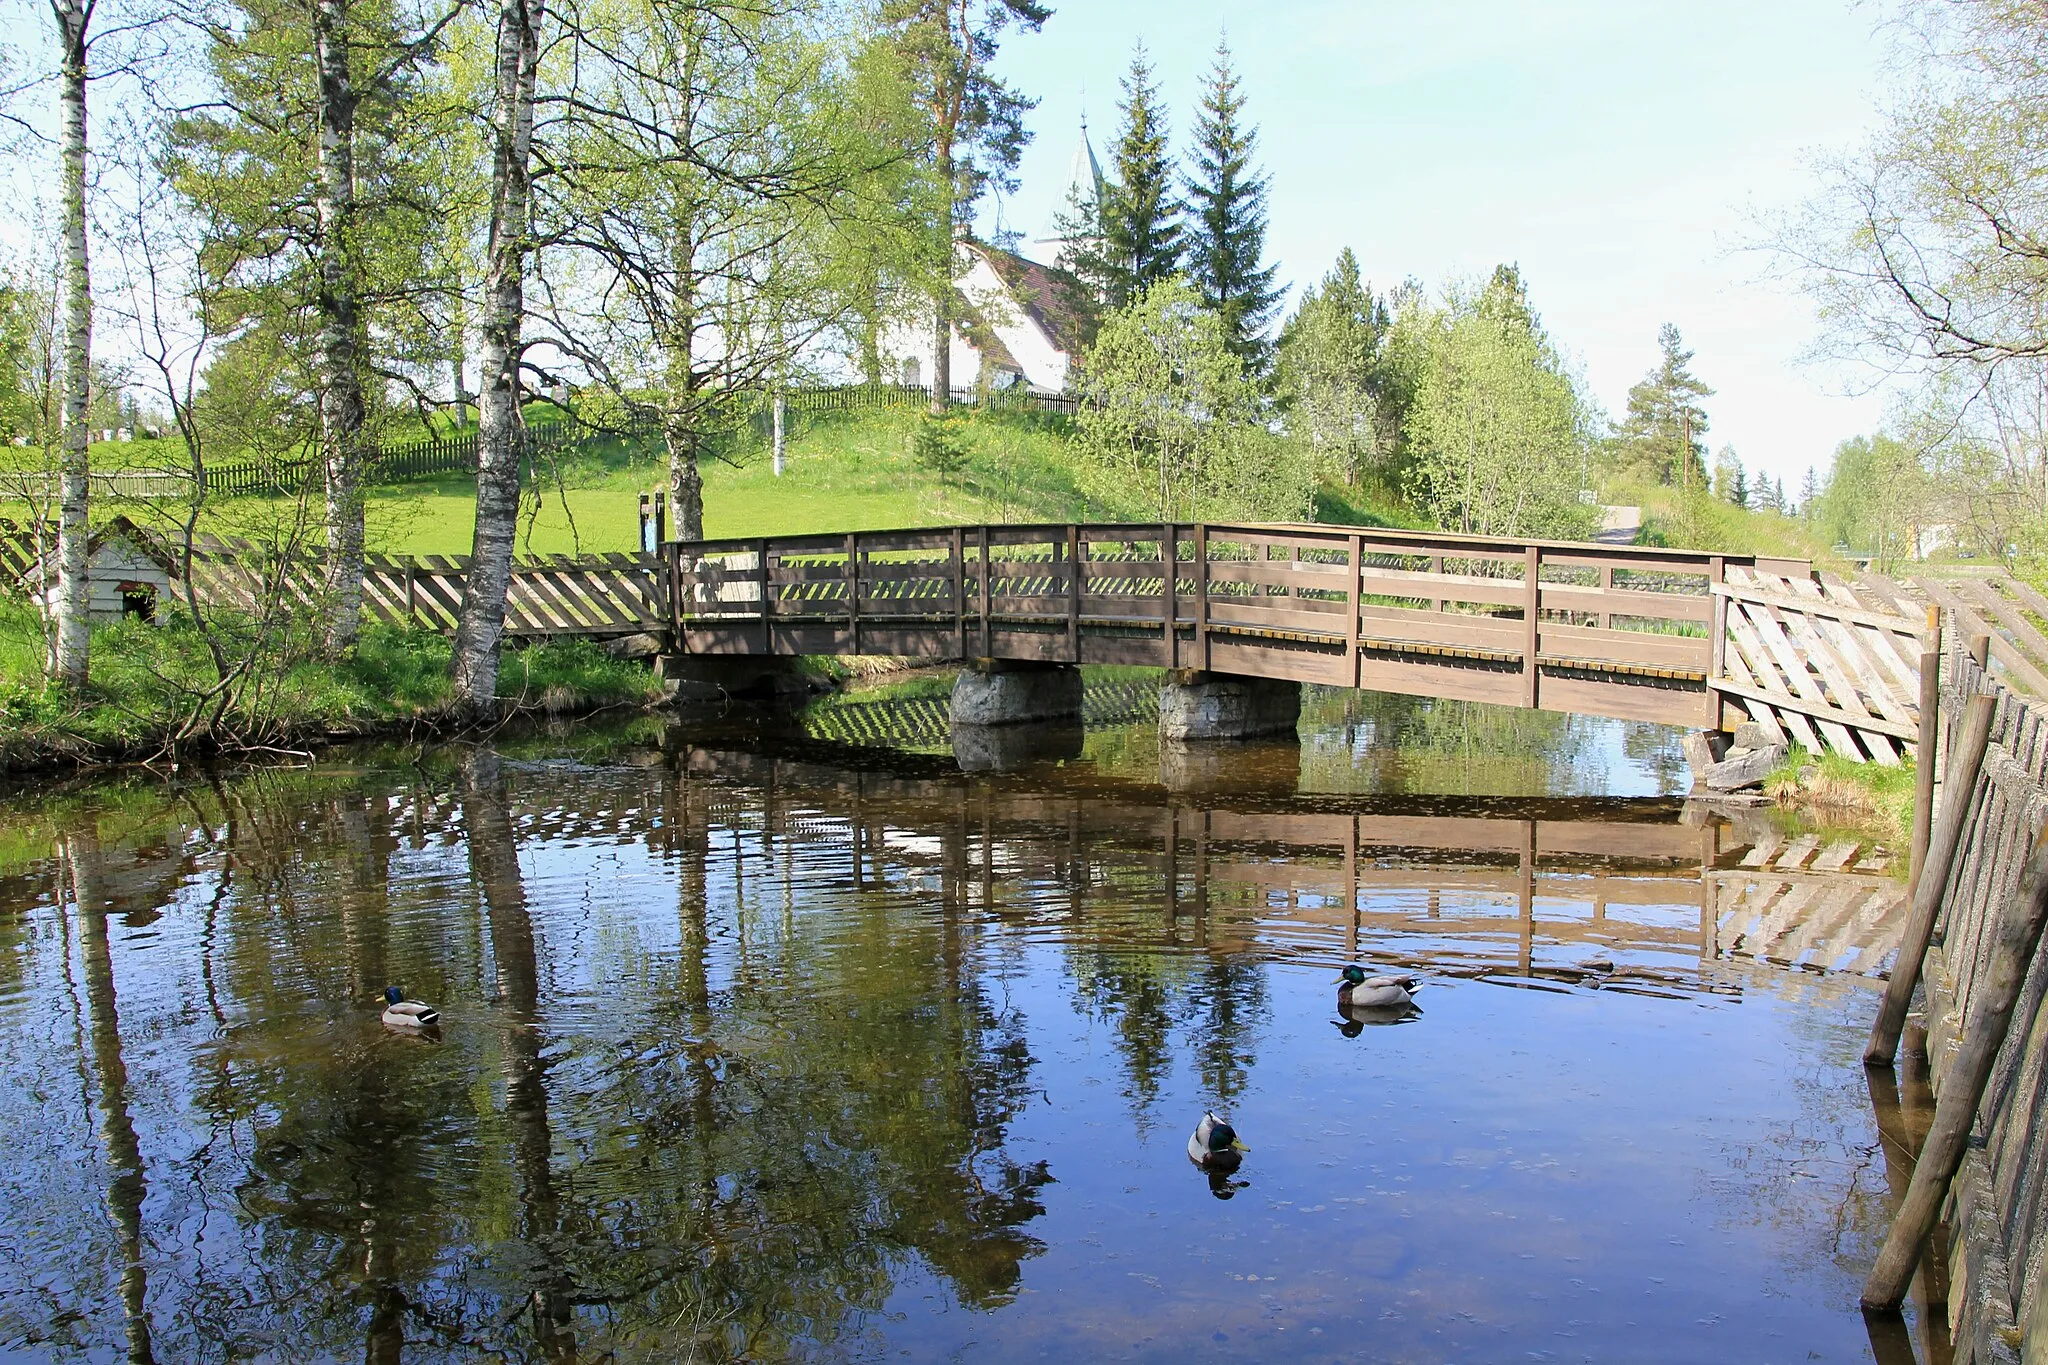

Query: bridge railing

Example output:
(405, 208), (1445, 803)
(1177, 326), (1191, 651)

(667, 521), (1814, 729)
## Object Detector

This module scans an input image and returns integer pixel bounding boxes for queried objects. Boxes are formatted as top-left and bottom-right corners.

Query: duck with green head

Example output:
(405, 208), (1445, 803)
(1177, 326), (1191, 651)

(1337, 964), (1420, 1015)
(1188, 1111), (1249, 1173)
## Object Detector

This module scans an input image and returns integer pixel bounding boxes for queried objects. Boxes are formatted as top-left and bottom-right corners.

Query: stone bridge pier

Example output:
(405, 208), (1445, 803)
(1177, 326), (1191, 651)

(949, 660), (1085, 727)
(1158, 670), (1301, 742)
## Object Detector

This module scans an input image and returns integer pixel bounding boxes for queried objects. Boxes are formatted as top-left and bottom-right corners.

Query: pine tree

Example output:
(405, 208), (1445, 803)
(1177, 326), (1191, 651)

(1183, 38), (1281, 370)
(1800, 466), (1819, 520)
(1608, 324), (1713, 489)
(878, 0), (1049, 413)
(1060, 44), (1181, 320)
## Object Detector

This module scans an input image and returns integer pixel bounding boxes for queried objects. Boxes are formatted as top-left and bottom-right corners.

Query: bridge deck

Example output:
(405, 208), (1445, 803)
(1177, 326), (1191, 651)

(669, 522), (1817, 730)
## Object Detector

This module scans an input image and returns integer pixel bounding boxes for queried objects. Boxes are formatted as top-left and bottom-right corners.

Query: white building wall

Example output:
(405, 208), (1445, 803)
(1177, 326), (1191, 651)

(876, 247), (1071, 395)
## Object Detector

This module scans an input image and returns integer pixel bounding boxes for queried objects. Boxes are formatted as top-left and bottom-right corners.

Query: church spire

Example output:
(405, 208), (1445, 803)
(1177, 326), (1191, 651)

(1035, 118), (1105, 253)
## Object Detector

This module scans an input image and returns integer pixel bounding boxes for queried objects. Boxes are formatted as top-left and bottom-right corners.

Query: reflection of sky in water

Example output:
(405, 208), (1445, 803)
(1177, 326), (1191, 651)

(0, 724), (1918, 1362)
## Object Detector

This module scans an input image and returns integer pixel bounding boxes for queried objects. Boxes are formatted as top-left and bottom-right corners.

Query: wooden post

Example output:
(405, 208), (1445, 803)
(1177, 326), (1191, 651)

(1348, 533), (1363, 689)
(844, 532), (859, 655)
(978, 525), (992, 659)
(1429, 553), (1444, 614)
(1161, 523), (1176, 669)
(1908, 604), (1942, 891)
(1970, 632), (1990, 670)
(1066, 524), (1082, 663)
(1195, 523), (1210, 672)
(1523, 544), (1541, 708)
(1866, 692), (1995, 1066)
(757, 538), (771, 654)
(950, 526), (965, 661)
(1862, 822), (2048, 1310)
(1707, 556), (1727, 730)
(404, 563), (416, 626)
(1597, 563), (1613, 631)
(655, 488), (666, 547)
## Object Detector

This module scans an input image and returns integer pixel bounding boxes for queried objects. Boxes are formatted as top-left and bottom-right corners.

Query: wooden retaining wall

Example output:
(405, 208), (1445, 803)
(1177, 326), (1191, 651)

(1919, 629), (2048, 1362)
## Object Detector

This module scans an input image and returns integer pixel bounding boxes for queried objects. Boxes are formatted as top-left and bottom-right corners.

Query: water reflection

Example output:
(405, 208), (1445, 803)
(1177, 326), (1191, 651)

(0, 717), (1929, 1361)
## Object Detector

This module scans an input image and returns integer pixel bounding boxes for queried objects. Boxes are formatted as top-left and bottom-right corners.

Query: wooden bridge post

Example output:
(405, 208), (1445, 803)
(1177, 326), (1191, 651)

(756, 538), (771, 654)
(1908, 603), (1941, 889)
(1195, 524), (1211, 672)
(978, 525), (992, 658)
(1348, 534), (1363, 689)
(844, 532), (859, 654)
(1597, 564), (1613, 630)
(1066, 524), (1082, 663)
(1523, 545), (1541, 707)
(950, 527), (965, 660)
(1707, 556), (1727, 730)
(1161, 523), (1176, 669)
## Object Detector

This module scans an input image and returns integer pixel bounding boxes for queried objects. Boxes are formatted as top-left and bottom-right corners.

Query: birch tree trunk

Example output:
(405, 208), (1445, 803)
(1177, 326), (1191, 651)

(314, 0), (369, 654)
(450, 0), (541, 716)
(51, 0), (91, 690)
(929, 147), (953, 416)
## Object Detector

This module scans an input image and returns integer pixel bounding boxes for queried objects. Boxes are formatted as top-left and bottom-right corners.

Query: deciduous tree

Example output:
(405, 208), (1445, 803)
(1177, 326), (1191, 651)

(1404, 268), (1595, 541)
(1073, 277), (1309, 522)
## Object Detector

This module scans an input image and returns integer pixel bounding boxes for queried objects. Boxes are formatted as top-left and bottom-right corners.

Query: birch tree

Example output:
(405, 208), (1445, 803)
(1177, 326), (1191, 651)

(50, 0), (93, 689)
(537, 0), (881, 542)
(449, 0), (540, 716)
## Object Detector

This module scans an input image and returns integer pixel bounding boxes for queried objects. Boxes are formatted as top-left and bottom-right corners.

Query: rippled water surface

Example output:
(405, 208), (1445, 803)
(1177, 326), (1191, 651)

(0, 689), (1941, 1362)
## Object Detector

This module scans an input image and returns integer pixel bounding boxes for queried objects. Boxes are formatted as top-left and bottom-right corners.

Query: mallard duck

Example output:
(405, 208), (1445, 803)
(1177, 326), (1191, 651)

(381, 986), (440, 1029)
(1188, 1111), (1249, 1172)
(1337, 964), (1419, 1012)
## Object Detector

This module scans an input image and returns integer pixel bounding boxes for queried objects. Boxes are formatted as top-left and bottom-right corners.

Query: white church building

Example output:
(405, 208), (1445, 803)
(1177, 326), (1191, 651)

(881, 128), (1103, 397)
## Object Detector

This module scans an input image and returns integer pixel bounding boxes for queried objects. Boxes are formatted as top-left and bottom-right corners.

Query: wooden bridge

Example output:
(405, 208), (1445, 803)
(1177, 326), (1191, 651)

(665, 522), (1935, 761)
(2, 517), (1936, 759)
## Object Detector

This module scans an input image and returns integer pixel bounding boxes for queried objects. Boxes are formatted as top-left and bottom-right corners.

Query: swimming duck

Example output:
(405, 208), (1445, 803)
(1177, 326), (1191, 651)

(381, 986), (440, 1029)
(1337, 964), (1419, 1012)
(1188, 1111), (1249, 1172)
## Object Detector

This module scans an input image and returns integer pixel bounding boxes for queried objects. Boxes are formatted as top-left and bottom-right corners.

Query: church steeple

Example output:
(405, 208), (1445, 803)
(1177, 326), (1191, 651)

(1035, 118), (1106, 253)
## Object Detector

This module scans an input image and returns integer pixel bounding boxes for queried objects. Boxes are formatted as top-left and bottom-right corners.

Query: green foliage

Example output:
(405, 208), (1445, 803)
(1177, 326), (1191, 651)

(1606, 324), (1713, 489)
(1072, 278), (1312, 522)
(1810, 433), (1930, 570)
(912, 413), (966, 477)
(1274, 249), (1400, 487)
(1057, 44), (1182, 322)
(1182, 40), (1281, 370)
(1402, 269), (1598, 541)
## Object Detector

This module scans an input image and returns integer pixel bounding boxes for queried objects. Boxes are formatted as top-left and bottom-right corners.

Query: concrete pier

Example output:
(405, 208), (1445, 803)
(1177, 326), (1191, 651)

(948, 661), (1084, 727)
(1158, 670), (1301, 742)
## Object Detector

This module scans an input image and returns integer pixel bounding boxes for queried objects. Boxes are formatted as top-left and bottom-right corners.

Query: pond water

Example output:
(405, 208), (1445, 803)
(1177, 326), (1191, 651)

(0, 687), (1944, 1363)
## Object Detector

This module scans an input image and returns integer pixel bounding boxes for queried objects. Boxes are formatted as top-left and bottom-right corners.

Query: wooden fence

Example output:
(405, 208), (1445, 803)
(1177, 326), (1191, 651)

(1713, 564), (1933, 765)
(1919, 573), (2048, 703)
(168, 533), (665, 638)
(1906, 629), (2048, 1360)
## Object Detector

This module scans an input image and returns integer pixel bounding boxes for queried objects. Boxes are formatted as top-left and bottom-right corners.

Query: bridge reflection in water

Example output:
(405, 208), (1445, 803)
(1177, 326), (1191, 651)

(618, 721), (1910, 1001)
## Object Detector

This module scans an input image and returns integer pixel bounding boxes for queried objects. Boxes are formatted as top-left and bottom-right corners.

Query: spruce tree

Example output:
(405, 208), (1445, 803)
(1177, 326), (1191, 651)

(1274, 248), (1394, 484)
(1183, 39), (1281, 369)
(1060, 44), (1182, 319)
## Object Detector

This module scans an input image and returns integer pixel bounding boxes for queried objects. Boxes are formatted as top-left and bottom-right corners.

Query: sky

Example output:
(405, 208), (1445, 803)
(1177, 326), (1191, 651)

(982, 0), (1900, 494)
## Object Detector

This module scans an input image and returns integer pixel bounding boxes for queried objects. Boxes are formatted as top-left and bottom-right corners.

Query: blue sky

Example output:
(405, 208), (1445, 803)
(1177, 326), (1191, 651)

(984, 0), (1897, 493)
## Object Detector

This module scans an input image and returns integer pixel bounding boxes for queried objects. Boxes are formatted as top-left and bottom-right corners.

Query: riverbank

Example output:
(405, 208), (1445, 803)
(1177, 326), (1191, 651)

(1764, 747), (1918, 840)
(0, 605), (665, 772)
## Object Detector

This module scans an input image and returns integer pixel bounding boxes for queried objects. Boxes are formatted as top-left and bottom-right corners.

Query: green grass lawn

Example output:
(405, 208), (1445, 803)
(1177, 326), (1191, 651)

(6, 404), (1429, 556)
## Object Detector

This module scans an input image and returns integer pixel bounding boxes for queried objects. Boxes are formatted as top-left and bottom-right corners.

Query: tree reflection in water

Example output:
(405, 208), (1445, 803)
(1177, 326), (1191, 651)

(0, 718), (1894, 1361)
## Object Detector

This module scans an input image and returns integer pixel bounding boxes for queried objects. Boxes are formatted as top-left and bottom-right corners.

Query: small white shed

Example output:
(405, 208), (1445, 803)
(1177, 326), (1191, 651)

(22, 517), (177, 624)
